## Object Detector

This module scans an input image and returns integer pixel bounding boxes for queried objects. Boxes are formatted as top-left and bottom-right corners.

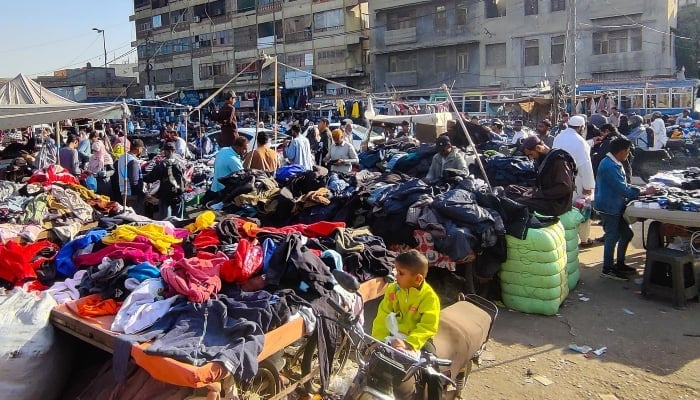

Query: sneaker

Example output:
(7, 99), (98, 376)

(616, 263), (637, 275)
(600, 269), (629, 281)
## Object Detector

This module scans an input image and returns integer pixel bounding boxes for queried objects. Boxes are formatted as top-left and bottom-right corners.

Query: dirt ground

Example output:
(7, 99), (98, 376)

(348, 220), (700, 400)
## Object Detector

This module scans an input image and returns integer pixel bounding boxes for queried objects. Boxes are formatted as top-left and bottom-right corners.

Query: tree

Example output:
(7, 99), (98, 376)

(675, 7), (700, 79)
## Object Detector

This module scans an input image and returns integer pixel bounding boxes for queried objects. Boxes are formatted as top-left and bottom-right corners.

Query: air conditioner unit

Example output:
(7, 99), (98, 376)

(214, 9), (223, 16)
(193, 16), (201, 23)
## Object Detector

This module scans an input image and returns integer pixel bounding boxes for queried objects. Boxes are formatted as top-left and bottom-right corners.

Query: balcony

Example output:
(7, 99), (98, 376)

(257, 1), (282, 15)
(154, 54), (173, 63)
(173, 22), (190, 32)
(285, 31), (312, 44)
(386, 71), (418, 87)
(214, 75), (235, 85)
(373, 0), (432, 11)
(384, 27), (417, 46)
(191, 47), (213, 58)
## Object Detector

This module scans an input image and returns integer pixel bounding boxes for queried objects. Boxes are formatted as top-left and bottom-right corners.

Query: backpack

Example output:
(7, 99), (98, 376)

(163, 161), (187, 199)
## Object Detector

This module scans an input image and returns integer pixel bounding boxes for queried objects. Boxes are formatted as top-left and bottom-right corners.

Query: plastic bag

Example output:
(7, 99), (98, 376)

(85, 174), (98, 192)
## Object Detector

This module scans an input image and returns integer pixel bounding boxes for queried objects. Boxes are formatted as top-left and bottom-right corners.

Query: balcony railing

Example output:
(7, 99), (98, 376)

(257, 1), (282, 15)
(191, 47), (213, 58)
(285, 31), (312, 43)
(385, 27), (417, 46)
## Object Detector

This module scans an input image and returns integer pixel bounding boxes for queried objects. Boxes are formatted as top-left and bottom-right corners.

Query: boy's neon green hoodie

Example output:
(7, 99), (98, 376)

(371, 281), (440, 351)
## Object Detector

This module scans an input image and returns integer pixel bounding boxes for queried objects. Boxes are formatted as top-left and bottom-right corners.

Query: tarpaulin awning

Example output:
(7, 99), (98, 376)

(0, 73), (127, 130)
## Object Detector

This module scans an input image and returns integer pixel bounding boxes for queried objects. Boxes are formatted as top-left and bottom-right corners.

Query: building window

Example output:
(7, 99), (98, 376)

(435, 6), (447, 33)
(170, 9), (188, 24)
(456, 2), (468, 25)
(234, 26), (258, 51)
(593, 28), (642, 55)
(313, 9), (344, 32)
(199, 61), (228, 80)
(435, 49), (448, 73)
(485, 43), (506, 66)
(286, 53), (307, 68)
(485, 0), (506, 19)
(284, 16), (312, 43)
(551, 0), (565, 12)
(387, 9), (416, 31)
(316, 47), (345, 63)
(235, 60), (260, 75)
(525, 0), (538, 15)
(236, 0), (255, 13)
(134, 0), (149, 8)
(151, 0), (168, 9)
(457, 48), (469, 72)
(389, 53), (417, 72)
(550, 35), (565, 64)
(524, 39), (539, 66)
(136, 17), (152, 32)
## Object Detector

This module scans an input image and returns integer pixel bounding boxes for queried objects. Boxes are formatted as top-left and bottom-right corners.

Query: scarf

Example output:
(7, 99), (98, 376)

(88, 141), (113, 174)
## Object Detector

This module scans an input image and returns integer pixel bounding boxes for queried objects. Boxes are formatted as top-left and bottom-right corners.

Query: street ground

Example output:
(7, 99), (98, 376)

(358, 221), (700, 400)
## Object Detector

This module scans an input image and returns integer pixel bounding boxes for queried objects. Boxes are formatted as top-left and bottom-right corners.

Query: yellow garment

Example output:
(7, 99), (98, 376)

(112, 143), (126, 159)
(337, 100), (345, 117)
(102, 223), (182, 254)
(351, 102), (360, 118)
(68, 183), (110, 203)
(184, 211), (217, 233)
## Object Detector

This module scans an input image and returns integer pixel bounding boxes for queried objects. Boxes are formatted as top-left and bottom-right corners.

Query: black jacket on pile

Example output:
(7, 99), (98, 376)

(508, 148), (576, 217)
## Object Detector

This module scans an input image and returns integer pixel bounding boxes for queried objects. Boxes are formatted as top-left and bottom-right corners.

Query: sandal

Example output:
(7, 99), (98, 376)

(579, 240), (596, 249)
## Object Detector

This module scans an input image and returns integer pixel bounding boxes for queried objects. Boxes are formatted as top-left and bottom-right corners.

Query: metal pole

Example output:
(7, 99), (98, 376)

(274, 56), (278, 145)
(122, 101), (128, 207)
(102, 31), (107, 68)
(570, 0), (577, 113)
(442, 84), (492, 191)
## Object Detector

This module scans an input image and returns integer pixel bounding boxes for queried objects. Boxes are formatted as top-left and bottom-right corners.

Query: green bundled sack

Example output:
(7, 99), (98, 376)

(560, 208), (584, 290)
(500, 222), (569, 316)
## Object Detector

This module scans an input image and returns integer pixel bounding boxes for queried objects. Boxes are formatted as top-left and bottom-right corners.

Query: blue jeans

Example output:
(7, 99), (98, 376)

(159, 199), (183, 220)
(601, 213), (634, 268)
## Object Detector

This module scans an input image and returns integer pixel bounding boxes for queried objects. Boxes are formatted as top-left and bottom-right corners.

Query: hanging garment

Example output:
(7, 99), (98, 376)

(337, 100), (345, 117)
(351, 101), (360, 118)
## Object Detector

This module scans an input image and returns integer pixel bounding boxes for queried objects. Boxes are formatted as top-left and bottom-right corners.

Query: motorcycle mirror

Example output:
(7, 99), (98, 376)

(332, 269), (360, 293)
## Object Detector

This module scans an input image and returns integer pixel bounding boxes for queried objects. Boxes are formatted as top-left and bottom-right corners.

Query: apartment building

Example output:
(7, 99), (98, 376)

(131, 0), (369, 112)
(369, 0), (678, 92)
(37, 63), (139, 102)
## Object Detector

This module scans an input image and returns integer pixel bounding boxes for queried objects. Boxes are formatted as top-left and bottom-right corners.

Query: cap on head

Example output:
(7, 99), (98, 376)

(331, 129), (343, 141)
(491, 118), (504, 127)
(522, 135), (542, 150)
(652, 111), (662, 118)
(436, 135), (451, 148)
(568, 115), (586, 127)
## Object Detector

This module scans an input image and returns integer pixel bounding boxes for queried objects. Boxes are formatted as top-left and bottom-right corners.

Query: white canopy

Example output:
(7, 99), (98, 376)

(0, 73), (128, 130)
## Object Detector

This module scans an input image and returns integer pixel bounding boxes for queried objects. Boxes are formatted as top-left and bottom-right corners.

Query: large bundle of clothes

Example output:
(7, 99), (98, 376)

(24, 211), (395, 390)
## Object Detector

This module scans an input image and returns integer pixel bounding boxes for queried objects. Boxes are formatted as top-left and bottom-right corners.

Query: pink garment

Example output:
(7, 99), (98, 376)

(161, 257), (221, 303)
(197, 251), (229, 269)
(73, 236), (166, 267)
(88, 141), (114, 174)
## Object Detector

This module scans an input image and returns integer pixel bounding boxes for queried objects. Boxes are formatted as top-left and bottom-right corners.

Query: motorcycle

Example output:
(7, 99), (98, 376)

(326, 270), (498, 400)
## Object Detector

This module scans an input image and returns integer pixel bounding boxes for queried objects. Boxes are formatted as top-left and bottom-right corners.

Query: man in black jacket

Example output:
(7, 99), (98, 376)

(507, 136), (576, 216)
(144, 142), (187, 219)
(591, 123), (632, 181)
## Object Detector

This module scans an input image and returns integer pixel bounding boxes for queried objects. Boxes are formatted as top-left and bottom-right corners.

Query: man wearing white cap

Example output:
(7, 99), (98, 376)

(650, 112), (667, 150)
(553, 115), (596, 247)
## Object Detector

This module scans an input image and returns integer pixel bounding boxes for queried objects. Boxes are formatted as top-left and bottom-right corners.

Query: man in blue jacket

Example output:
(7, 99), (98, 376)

(594, 137), (656, 280)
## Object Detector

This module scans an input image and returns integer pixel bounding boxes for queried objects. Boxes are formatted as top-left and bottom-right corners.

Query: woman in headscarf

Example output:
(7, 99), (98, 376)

(87, 141), (115, 197)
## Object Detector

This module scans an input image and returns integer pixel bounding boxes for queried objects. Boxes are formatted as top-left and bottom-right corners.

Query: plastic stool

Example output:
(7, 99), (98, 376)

(641, 248), (699, 308)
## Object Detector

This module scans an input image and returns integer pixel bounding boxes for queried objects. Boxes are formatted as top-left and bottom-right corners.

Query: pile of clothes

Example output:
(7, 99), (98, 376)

(0, 166), (123, 244)
(33, 211), (394, 386)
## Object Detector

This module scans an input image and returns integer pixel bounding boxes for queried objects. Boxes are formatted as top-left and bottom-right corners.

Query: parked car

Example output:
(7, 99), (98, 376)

(328, 123), (385, 151)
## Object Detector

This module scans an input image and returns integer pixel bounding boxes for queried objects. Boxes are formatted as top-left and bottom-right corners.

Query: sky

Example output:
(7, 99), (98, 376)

(0, 1), (135, 78)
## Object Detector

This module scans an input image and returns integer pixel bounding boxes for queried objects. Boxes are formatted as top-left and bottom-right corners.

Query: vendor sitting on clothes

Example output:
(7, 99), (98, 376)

(424, 134), (469, 184)
(506, 135), (576, 217)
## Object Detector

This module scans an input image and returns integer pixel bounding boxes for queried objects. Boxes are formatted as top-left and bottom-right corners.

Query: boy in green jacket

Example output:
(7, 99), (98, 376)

(372, 249), (440, 354)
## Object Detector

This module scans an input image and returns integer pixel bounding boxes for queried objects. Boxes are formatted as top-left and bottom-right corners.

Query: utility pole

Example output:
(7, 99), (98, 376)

(570, 0), (577, 113)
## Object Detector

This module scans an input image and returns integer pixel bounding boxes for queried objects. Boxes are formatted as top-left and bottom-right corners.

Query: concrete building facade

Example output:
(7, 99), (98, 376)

(130, 0), (369, 111)
(37, 63), (139, 102)
(369, 0), (679, 92)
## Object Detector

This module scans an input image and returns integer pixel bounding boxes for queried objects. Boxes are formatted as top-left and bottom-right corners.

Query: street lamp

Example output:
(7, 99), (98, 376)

(92, 28), (107, 68)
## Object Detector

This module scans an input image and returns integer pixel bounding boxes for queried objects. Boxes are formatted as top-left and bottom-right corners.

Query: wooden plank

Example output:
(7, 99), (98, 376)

(258, 317), (305, 362)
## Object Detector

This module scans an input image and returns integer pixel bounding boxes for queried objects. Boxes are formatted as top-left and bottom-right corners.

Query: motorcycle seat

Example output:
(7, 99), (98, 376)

(435, 301), (492, 360)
